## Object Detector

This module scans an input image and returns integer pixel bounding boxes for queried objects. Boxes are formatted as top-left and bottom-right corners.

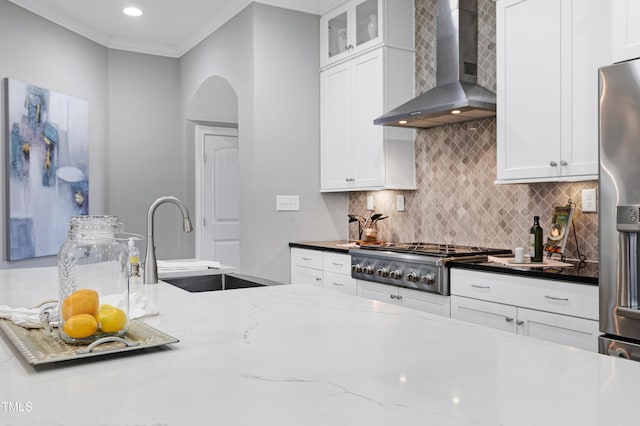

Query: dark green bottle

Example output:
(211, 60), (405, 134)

(529, 216), (543, 262)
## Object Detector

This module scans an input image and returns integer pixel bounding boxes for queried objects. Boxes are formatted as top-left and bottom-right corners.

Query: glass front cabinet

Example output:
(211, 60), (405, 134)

(321, 0), (383, 68)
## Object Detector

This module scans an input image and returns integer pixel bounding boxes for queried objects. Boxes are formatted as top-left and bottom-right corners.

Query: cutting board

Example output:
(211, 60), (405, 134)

(487, 255), (574, 268)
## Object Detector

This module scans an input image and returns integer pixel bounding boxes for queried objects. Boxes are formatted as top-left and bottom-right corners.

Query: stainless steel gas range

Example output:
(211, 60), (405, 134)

(350, 243), (511, 296)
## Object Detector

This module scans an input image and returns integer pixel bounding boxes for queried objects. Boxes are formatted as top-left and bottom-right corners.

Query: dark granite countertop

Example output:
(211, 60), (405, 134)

(448, 259), (598, 286)
(289, 241), (353, 254)
(289, 241), (598, 286)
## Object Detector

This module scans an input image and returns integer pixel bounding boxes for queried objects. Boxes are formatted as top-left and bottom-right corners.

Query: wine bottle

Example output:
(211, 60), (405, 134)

(529, 216), (543, 262)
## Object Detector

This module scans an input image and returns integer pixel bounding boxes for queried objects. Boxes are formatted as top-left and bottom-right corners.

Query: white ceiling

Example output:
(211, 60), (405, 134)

(8, 0), (343, 58)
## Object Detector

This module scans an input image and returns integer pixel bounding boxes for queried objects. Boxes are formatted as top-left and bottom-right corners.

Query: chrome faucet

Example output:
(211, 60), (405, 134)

(144, 196), (193, 284)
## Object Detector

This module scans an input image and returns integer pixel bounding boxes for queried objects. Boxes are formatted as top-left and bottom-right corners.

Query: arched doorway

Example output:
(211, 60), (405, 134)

(186, 76), (240, 268)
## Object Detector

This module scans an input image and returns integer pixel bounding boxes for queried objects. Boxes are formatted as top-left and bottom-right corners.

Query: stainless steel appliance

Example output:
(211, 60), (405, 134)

(350, 243), (511, 295)
(598, 58), (640, 360)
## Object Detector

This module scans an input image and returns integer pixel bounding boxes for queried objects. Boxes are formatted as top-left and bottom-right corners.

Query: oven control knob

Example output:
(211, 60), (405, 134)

(389, 270), (402, 279)
(420, 273), (435, 285)
(407, 272), (419, 282)
(351, 264), (362, 273)
(377, 268), (389, 278)
(361, 265), (374, 275)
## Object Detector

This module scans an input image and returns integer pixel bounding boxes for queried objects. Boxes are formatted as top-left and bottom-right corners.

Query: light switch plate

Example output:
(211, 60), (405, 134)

(582, 189), (596, 212)
(276, 195), (300, 211)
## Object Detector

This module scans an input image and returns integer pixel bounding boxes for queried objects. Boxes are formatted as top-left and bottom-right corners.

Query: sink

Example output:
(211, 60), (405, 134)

(162, 273), (282, 293)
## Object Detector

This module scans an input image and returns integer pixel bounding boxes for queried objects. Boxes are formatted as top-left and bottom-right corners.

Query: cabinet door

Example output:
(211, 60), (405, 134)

(400, 288), (450, 317)
(562, 0), (610, 178)
(292, 265), (324, 287)
(321, 62), (353, 190)
(517, 307), (599, 352)
(612, 0), (640, 63)
(353, 0), (381, 52)
(451, 296), (518, 333)
(351, 49), (384, 188)
(321, 3), (351, 67)
(497, 0), (562, 181)
(323, 252), (352, 275)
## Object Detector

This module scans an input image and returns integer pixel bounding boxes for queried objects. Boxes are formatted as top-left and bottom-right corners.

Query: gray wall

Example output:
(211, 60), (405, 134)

(0, 0), (109, 269)
(181, 4), (348, 281)
(0, 1), (349, 282)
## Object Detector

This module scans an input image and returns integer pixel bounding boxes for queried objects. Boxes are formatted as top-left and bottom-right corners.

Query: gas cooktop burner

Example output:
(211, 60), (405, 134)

(359, 242), (512, 257)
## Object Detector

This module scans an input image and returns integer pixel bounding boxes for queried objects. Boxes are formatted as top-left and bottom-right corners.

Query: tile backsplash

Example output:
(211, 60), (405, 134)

(348, 0), (599, 262)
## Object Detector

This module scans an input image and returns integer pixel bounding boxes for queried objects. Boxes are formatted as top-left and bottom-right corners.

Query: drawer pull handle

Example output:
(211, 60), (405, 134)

(302, 257), (312, 261)
(544, 295), (569, 302)
(332, 282), (343, 287)
(332, 262), (343, 267)
(471, 284), (491, 289)
(505, 317), (514, 323)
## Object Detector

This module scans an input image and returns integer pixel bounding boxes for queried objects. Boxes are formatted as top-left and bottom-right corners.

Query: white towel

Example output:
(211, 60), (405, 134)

(157, 259), (221, 270)
(0, 292), (160, 329)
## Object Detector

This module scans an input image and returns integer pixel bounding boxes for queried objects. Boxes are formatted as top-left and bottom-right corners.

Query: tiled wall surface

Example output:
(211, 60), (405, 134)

(348, 0), (599, 262)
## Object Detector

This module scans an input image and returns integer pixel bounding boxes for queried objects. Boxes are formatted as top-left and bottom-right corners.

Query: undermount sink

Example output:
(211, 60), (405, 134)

(162, 273), (283, 293)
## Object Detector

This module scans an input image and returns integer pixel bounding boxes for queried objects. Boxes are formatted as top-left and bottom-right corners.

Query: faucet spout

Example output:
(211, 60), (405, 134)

(144, 196), (193, 284)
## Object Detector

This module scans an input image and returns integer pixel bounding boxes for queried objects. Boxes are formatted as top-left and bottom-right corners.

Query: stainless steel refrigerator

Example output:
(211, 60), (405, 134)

(599, 57), (640, 359)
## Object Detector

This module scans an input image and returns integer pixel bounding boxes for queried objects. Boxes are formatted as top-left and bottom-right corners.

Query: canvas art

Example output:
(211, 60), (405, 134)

(5, 79), (89, 260)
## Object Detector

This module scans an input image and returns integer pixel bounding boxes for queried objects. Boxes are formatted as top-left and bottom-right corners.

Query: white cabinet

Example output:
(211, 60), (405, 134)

(291, 248), (323, 288)
(356, 280), (451, 317)
(320, 47), (416, 192)
(320, 0), (414, 69)
(496, 0), (610, 183)
(450, 269), (599, 351)
(612, 0), (640, 62)
(290, 248), (356, 295)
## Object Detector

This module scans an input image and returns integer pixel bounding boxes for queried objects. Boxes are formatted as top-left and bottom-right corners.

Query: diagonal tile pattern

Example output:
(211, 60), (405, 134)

(348, 0), (599, 262)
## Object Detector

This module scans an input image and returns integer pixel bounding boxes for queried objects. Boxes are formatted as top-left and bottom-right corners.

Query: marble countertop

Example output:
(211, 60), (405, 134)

(0, 266), (634, 425)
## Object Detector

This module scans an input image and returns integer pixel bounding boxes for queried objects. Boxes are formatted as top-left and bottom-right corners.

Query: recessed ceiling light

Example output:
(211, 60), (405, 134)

(123, 7), (143, 17)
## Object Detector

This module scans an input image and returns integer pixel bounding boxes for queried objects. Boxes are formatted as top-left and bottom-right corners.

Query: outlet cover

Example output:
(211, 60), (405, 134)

(276, 195), (300, 211)
(397, 195), (405, 212)
(582, 188), (596, 212)
(366, 196), (374, 211)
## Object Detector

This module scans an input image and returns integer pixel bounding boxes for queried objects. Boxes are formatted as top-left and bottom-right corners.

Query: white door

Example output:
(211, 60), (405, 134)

(196, 126), (240, 268)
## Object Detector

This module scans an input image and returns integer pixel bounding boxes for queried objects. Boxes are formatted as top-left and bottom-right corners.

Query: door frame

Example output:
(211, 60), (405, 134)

(194, 125), (239, 259)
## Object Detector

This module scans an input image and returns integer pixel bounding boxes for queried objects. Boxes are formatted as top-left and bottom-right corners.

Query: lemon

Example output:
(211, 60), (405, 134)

(63, 314), (98, 339)
(61, 289), (99, 320)
(95, 304), (127, 333)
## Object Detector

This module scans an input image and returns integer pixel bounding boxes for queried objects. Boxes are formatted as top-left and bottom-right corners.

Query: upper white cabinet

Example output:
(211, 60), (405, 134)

(321, 47), (416, 191)
(320, 0), (414, 69)
(496, 0), (611, 183)
(612, 0), (640, 63)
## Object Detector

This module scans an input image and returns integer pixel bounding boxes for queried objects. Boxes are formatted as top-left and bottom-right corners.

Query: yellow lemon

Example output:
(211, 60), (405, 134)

(95, 304), (127, 333)
(61, 289), (99, 320)
(63, 314), (98, 339)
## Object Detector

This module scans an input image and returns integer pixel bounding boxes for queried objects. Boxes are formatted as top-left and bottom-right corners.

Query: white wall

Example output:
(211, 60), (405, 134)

(0, 0), (109, 268)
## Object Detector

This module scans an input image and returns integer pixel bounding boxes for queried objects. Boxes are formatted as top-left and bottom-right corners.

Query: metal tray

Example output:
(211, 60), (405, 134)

(0, 319), (179, 366)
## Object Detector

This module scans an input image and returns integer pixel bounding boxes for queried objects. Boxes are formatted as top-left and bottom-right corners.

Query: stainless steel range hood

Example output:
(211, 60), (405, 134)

(374, 0), (496, 129)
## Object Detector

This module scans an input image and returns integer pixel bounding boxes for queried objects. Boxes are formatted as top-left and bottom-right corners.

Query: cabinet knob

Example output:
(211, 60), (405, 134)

(390, 294), (397, 300)
(505, 317), (514, 323)
(549, 161), (558, 167)
(345, 178), (355, 182)
(560, 160), (568, 166)
(516, 320), (524, 326)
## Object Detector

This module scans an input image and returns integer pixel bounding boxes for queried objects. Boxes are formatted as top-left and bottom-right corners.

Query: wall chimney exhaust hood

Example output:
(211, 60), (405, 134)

(374, 0), (496, 129)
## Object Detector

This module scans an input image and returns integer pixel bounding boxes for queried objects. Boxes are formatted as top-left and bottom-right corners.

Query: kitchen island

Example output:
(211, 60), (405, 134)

(0, 266), (636, 425)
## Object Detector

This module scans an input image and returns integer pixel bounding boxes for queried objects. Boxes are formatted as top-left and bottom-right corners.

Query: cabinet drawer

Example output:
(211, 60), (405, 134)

(451, 296), (517, 333)
(324, 271), (357, 295)
(291, 248), (323, 270)
(292, 265), (323, 287)
(450, 269), (598, 320)
(323, 252), (352, 275)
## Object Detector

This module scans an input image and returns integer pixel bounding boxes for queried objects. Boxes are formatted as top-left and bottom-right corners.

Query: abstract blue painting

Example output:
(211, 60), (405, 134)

(5, 79), (89, 260)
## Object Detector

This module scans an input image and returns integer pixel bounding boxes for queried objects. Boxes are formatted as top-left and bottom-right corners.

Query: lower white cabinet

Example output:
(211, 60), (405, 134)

(356, 280), (450, 317)
(290, 248), (356, 295)
(450, 269), (599, 352)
